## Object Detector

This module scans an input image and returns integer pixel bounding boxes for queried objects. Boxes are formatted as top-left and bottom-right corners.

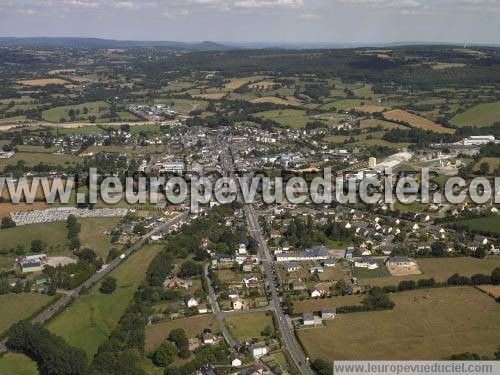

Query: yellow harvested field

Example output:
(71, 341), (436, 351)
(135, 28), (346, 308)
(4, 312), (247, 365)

(18, 78), (71, 86)
(297, 287), (500, 361)
(383, 109), (455, 134)
(293, 295), (364, 314)
(192, 93), (226, 100)
(249, 81), (276, 89)
(355, 105), (385, 113)
(225, 79), (249, 90)
(476, 285), (500, 298)
(429, 63), (466, 71)
(0, 202), (49, 218)
(251, 96), (302, 106)
(48, 68), (77, 74)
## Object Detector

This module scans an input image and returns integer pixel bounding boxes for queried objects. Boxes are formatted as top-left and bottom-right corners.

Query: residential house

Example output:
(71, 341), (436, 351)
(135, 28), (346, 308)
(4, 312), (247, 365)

(238, 243), (247, 255)
(284, 261), (301, 272)
(198, 303), (208, 314)
(354, 257), (379, 270)
(242, 257), (253, 272)
(231, 296), (244, 310)
(230, 353), (242, 367)
(323, 259), (336, 267)
(202, 330), (215, 345)
(186, 297), (198, 308)
(321, 308), (336, 320)
(303, 312), (322, 326)
(291, 280), (306, 291)
(309, 266), (324, 274)
(249, 342), (268, 358)
(243, 276), (259, 288)
(385, 256), (416, 267)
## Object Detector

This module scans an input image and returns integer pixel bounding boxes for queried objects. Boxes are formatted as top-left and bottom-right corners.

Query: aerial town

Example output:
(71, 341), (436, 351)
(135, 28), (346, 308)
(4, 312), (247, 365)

(0, 30), (499, 375)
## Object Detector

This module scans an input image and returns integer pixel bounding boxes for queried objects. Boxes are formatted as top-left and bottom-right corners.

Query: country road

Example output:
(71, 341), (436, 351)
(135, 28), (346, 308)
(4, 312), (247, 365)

(203, 264), (239, 349)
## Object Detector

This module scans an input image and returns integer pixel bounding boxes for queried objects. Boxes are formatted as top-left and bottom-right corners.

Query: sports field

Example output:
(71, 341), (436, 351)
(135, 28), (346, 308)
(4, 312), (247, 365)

(451, 101), (500, 127)
(297, 287), (500, 361)
(47, 244), (163, 358)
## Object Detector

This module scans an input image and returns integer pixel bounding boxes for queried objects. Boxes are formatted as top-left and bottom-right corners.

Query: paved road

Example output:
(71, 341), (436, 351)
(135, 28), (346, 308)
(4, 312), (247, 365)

(244, 204), (314, 375)
(222, 147), (314, 374)
(203, 264), (239, 349)
(0, 211), (188, 351)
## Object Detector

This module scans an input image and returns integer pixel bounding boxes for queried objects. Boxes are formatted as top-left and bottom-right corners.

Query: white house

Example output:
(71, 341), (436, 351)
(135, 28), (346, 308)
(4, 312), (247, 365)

(249, 342), (268, 358)
(310, 289), (323, 298)
(321, 308), (336, 320)
(198, 303), (208, 314)
(186, 297), (198, 308)
(230, 353), (242, 367)
(238, 243), (247, 255)
(354, 257), (379, 270)
(202, 331), (215, 345)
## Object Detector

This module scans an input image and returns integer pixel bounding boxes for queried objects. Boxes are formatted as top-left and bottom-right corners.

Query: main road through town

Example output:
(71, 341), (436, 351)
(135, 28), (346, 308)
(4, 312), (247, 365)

(222, 146), (314, 375)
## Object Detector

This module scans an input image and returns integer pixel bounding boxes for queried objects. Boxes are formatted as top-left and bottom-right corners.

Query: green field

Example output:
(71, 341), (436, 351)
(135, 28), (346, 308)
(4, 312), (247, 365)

(154, 98), (208, 114)
(0, 293), (57, 335)
(451, 101), (500, 127)
(145, 314), (219, 351)
(47, 244), (163, 358)
(0, 221), (69, 255)
(352, 265), (390, 279)
(225, 311), (274, 343)
(293, 295), (364, 314)
(79, 218), (121, 260)
(0, 152), (80, 169)
(297, 287), (500, 361)
(42, 101), (110, 123)
(455, 215), (500, 234)
(0, 353), (38, 375)
(255, 109), (310, 129)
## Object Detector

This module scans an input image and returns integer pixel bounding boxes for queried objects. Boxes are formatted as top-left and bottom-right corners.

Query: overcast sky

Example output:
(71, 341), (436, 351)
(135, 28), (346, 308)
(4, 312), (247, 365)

(0, 0), (498, 44)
